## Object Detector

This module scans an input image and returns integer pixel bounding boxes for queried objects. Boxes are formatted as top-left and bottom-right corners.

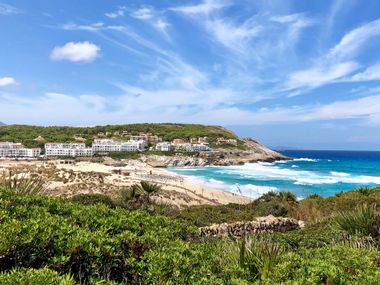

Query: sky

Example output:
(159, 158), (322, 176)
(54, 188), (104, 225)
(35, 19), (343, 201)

(1, 0), (380, 150)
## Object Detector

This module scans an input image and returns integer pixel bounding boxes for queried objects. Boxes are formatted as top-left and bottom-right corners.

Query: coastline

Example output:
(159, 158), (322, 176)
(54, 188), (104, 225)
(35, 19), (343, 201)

(0, 159), (252, 208)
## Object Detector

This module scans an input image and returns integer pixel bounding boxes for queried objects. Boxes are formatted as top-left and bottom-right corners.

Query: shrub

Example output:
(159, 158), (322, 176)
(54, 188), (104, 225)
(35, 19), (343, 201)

(336, 204), (380, 238)
(71, 194), (115, 208)
(238, 235), (283, 282)
(0, 268), (75, 285)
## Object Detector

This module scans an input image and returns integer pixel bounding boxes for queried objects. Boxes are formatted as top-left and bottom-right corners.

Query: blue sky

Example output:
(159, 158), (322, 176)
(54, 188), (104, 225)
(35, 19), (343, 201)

(1, 0), (380, 150)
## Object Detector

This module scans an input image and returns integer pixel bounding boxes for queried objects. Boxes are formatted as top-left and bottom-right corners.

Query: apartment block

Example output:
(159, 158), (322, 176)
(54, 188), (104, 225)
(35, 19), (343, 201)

(45, 143), (93, 157)
(0, 142), (41, 158)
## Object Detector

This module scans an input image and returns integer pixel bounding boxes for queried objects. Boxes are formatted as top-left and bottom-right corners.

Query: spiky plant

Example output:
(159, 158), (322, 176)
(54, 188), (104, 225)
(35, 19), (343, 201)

(0, 170), (45, 195)
(336, 204), (380, 238)
(121, 181), (162, 211)
(239, 235), (283, 281)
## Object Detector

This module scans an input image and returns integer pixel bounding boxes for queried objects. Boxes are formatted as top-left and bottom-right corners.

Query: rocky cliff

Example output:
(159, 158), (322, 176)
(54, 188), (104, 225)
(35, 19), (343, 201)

(140, 139), (288, 167)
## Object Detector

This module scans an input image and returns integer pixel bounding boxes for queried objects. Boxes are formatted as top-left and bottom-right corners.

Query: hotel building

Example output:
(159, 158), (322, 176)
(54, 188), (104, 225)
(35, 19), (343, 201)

(0, 142), (41, 158)
(45, 143), (93, 157)
(92, 139), (147, 153)
(155, 142), (172, 152)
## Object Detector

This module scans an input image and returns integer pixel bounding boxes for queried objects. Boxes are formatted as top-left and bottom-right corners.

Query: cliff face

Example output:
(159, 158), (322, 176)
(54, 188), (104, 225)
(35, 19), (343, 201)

(140, 139), (288, 167)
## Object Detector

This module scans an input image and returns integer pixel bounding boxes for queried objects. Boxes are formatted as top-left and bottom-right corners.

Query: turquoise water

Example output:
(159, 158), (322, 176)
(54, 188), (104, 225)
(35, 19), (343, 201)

(168, 150), (380, 199)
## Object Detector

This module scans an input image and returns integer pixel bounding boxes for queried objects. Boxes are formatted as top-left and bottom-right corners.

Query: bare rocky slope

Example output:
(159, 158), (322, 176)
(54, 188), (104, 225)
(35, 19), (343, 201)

(140, 139), (288, 167)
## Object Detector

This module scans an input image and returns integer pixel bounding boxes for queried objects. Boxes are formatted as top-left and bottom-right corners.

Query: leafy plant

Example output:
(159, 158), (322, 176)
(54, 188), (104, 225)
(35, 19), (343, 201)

(336, 203), (380, 238)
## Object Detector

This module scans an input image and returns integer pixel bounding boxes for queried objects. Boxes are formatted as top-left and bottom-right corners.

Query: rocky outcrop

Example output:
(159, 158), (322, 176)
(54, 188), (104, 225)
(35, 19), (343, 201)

(140, 154), (210, 167)
(140, 139), (288, 167)
(199, 215), (304, 238)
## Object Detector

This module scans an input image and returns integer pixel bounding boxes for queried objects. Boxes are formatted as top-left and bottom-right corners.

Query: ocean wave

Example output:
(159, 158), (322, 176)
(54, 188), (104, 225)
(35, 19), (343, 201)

(216, 163), (380, 186)
(330, 171), (350, 177)
(292, 158), (319, 162)
(208, 178), (225, 184)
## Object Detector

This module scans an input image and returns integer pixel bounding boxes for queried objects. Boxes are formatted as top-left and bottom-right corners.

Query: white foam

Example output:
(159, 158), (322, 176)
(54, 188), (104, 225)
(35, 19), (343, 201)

(330, 171), (350, 177)
(216, 163), (380, 186)
(292, 158), (318, 162)
(208, 178), (225, 184)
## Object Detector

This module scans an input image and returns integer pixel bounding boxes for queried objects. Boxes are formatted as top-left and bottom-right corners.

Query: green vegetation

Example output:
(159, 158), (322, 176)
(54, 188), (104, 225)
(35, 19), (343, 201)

(0, 123), (240, 148)
(0, 184), (379, 284)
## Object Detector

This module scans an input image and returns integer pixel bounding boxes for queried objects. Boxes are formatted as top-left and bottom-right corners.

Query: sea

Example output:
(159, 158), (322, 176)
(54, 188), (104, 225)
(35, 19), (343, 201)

(167, 150), (380, 199)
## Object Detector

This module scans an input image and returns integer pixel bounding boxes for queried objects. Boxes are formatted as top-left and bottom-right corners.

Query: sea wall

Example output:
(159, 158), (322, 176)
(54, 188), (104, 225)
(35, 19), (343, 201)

(199, 215), (304, 238)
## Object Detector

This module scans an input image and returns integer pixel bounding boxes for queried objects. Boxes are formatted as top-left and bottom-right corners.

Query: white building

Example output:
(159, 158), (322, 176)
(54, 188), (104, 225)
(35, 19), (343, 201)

(191, 143), (211, 152)
(92, 139), (147, 153)
(92, 139), (122, 153)
(173, 143), (210, 152)
(121, 140), (147, 152)
(0, 142), (41, 158)
(45, 143), (93, 157)
(155, 142), (172, 152)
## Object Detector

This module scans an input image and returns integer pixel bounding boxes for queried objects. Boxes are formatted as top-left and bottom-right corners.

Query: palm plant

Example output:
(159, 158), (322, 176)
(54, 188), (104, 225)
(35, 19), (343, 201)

(239, 235), (283, 281)
(336, 204), (380, 238)
(121, 181), (161, 211)
(0, 170), (45, 195)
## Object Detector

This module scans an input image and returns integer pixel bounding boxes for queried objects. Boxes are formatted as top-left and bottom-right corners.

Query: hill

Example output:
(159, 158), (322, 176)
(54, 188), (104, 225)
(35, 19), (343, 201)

(0, 122), (5, 126)
(0, 123), (239, 148)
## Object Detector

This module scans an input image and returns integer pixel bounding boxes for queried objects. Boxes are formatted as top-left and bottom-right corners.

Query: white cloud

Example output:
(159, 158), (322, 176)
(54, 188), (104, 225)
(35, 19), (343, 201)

(350, 63), (380, 81)
(131, 7), (154, 20)
(50, 42), (100, 63)
(0, 2), (21, 15)
(2, 87), (380, 126)
(130, 6), (170, 36)
(205, 18), (261, 52)
(0, 77), (17, 86)
(170, 0), (229, 15)
(105, 6), (126, 18)
(287, 61), (359, 90)
(329, 18), (380, 60)
(271, 13), (306, 24)
(62, 22), (126, 32)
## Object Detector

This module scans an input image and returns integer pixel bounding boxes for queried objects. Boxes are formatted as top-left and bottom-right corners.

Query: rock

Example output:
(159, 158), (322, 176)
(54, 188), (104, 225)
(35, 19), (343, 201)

(199, 215), (303, 238)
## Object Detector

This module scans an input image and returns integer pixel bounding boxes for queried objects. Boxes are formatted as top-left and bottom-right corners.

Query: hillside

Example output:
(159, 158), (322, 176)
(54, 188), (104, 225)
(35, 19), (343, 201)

(0, 186), (379, 284)
(0, 123), (239, 148)
(0, 123), (287, 164)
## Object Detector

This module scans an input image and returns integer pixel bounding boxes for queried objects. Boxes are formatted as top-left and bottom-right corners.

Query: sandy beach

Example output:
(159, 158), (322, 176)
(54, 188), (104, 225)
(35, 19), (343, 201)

(0, 159), (251, 208)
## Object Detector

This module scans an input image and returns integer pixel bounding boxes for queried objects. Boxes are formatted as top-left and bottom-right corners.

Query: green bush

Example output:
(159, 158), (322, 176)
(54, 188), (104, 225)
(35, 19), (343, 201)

(0, 268), (75, 285)
(71, 194), (116, 208)
(265, 246), (380, 285)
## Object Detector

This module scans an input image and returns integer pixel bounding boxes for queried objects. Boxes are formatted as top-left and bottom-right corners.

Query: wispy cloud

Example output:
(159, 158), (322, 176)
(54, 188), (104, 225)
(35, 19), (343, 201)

(170, 0), (229, 15)
(2, 90), (380, 126)
(205, 18), (261, 53)
(285, 18), (380, 95)
(0, 2), (21, 15)
(287, 61), (359, 90)
(328, 18), (380, 60)
(105, 6), (126, 18)
(130, 6), (170, 37)
(350, 63), (380, 81)
(62, 22), (126, 32)
(50, 42), (100, 63)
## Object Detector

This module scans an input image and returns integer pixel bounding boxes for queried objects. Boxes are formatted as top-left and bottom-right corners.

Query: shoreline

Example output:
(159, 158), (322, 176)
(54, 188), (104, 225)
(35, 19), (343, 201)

(0, 159), (253, 208)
